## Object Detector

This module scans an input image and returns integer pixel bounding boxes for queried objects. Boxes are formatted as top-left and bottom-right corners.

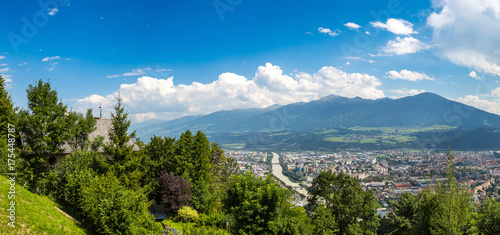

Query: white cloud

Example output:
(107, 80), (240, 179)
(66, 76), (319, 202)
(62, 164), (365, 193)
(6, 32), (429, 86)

(48, 8), (58, 16)
(468, 71), (478, 79)
(42, 56), (60, 62)
(456, 95), (500, 115)
(318, 27), (341, 37)
(1, 74), (13, 84)
(492, 87), (500, 98)
(391, 88), (426, 97)
(0, 63), (7, 67)
(381, 37), (431, 55)
(387, 69), (434, 81)
(371, 18), (417, 35)
(427, 0), (500, 76)
(305, 32), (313, 35)
(156, 68), (171, 72)
(107, 68), (152, 78)
(0, 56), (5, 60)
(0, 67), (11, 73)
(75, 63), (384, 122)
(18, 62), (27, 66)
(344, 22), (361, 30)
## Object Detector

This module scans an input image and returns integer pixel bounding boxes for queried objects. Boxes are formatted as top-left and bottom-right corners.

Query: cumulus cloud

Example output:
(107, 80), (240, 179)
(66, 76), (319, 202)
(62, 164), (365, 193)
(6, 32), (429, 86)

(318, 27), (341, 36)
(456, 95), (500, 115)
(380, 37), (431, 55)
(0, 56), (5, 60)
(387, 70), (434, 81)
(427, 0), (500, 76)
(371, 18), (417, 35)
(107, 68), (152, 78)
(344, 22), (361, 30)
(468, 71), (477, 78)
(42, 56), (60, 62)
(391, 88), (426, 97)
(0, 67), (11, 73)
(75, 63), (384, 122)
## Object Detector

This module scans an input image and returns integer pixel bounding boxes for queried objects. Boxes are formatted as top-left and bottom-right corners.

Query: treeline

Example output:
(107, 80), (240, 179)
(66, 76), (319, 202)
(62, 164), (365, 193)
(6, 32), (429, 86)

(279, 154), (304, 183)
(2, 77), (500, 235)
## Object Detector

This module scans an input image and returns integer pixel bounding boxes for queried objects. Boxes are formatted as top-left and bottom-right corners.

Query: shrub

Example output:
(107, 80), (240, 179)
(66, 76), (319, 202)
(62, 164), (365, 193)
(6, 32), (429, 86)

(79, 172), (163, 234)
(178, 206), (199, 223)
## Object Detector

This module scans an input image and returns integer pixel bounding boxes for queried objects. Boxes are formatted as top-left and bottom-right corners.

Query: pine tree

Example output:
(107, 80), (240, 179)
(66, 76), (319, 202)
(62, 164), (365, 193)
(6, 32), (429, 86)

(190, 130), (212, 213)
(105, 93), (136, 163)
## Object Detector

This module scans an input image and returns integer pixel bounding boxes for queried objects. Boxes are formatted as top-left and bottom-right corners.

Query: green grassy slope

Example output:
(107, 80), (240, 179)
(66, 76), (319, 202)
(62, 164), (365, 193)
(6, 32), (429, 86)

(0, 175), (88, 234)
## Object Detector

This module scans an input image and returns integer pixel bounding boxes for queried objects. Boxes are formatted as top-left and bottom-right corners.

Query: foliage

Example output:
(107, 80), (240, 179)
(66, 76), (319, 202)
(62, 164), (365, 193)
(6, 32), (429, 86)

(79, 171), (162, 234)
(279, 203), (314, 235)
(308, 171), (380, 235)
(223, 172), (292, 235)
(46, 151), (108, 205)
(0, 76), (16, 175)
(387, 150), (474, 235)
(157, 171), (192, 214)
(18, 79), (72, 190)
(66, 109), (97, 151)
(104, 94), (136, 163)
(0, 175), (89, 235)
(476, 198), (500, 235)
(18, 79), (70, 155)
(177, 206), (200, 223)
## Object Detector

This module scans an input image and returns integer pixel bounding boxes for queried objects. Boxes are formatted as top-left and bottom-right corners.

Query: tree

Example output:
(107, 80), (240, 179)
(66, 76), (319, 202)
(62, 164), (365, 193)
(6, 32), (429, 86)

(79, 171), (163, 234)
(156, 171), (192, 215)
(18, 79), (72, 190)
(19, 79), (70, 155)
(190, 130), (212, 213)
(477, 198), (500, 235)
(104, 94), (136, 163)
(388, 150), (474, 235)
(308, 171), (380, 235)
(223, 172), (291, 235)
(66, 109), (96, 151)
(0, 76), (16, 175)
(0, 76), (15, 139)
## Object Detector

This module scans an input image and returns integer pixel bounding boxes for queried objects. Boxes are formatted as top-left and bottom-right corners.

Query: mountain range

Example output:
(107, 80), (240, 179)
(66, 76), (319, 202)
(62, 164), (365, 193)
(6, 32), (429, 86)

(135, 93), (500, 151)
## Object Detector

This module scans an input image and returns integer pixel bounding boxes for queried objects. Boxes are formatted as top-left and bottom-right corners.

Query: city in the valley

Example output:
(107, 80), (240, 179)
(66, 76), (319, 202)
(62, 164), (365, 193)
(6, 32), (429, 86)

(227, 150), (500, 214)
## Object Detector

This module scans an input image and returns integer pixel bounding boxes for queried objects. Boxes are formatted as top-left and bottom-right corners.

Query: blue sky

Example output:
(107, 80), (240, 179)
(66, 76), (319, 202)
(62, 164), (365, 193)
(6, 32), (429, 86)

(1, 0), (500, 123)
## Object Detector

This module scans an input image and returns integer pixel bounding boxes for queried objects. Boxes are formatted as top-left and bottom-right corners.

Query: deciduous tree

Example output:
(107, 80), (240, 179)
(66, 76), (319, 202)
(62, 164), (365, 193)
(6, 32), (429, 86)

(308, 171), (379, 234)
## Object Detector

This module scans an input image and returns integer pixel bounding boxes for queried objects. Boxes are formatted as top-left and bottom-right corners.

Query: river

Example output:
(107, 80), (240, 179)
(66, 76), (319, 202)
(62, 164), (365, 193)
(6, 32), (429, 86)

(270, 152), (309, 199)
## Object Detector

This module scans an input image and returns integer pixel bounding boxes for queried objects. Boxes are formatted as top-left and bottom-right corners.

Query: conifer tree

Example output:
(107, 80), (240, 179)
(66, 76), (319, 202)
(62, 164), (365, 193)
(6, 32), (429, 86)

(190, 130), (212, 213)
(105, 93), (136, 163)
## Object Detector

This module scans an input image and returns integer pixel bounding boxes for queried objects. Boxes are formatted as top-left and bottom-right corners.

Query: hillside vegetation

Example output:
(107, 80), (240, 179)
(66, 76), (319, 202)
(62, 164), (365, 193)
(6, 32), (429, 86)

(0, 175), (88, 235)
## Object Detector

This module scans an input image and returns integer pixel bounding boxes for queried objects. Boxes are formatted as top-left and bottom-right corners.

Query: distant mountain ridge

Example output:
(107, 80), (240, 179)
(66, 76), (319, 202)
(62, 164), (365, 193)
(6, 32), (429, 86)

(135, 92), (500, 142)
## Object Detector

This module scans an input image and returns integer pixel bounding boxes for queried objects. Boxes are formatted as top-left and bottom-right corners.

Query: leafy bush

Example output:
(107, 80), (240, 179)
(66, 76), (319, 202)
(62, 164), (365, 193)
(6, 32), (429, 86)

(178, 206), (200, 223)
(157, 171), (192, 214)
(80, 172), (163, 234)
